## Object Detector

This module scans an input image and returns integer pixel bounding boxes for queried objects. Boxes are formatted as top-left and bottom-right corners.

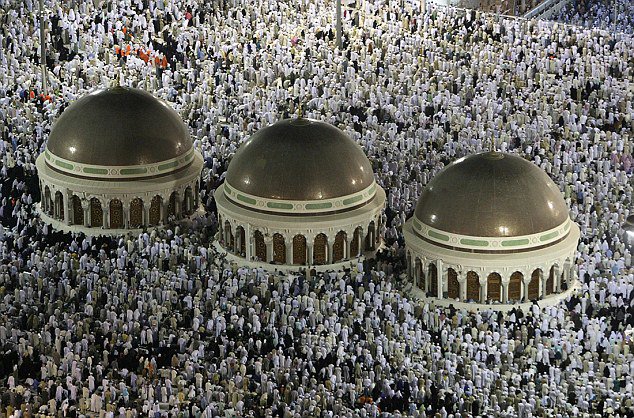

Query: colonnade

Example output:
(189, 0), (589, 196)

(218, 219), (380, 266)
(40, 182), (199, 229)
(407, 254), (575, 303)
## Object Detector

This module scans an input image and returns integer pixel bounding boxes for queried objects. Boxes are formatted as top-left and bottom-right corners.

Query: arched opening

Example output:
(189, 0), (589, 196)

(547, 266), (555, 295)
(44, 186), (52, 215)
(447, 268), (459, 299)
(273, 233), (286, 264)
(487, 272), (502, 302)
(168, 192), (178, 219)
(149, 196), (162, 226)
(313, 233), (327, 265)
(90, 198), (103, 228)
(415, 258), (424, 289)
(72, 195), (83, 225)
(292, 235), (307, 265)
(466, 271), (480, 302)
(109, 199), (124, 229)
(55, 191), (64, 221)
(183, 186), (193, 216)
(365, 221), (376, 251)
(350, 227), (362, 257)
(236, 226), (246, 256)
(509, 271), (523, 301)
(224, 221), (234, 251)
(254, 231), (266, 261)
(130, 198), (143, 228)
(528, 269), (541, 300)
(333, 231), (346, 262)
(429, 263), (438, 296)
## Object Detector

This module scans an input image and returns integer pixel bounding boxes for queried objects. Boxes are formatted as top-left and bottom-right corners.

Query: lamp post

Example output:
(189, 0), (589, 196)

(39, 0), (48, 95)
(336, 0), (342, 48)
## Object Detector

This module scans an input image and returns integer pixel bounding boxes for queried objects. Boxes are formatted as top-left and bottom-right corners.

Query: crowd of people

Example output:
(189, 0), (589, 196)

(554, 0), (634, 34)
(0, 0), (632, 416)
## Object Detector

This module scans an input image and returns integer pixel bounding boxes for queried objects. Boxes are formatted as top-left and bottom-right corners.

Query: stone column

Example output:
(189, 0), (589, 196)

(307, 242), (314, 266)
(264, 235), (273, 263)
(480, 276), (487, 303)
(245, 225), (253, 260)
(161, 197), (168, 225)
(102, 204), (108, 228)
(562, 262), (570, 290)
(285, 238), (292, 263)
(458, 273), (467, 301)
(123, 205), (130, 229)
(82, 199), (90, 227)
(143, 204), (150, 228)
(327, 238), (335, 264)
(502, 279), (509, 303)
(356, 229), (363, 256)
(235, 228), (242, 255)
(436, 259), (443, 299)
(540, 270), (547, 298)
(346, 236), (352, 259)
(64, 191), (71, 225)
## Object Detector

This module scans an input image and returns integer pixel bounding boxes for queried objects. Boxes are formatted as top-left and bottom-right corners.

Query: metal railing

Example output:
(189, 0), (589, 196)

(524, 0), (570, 19)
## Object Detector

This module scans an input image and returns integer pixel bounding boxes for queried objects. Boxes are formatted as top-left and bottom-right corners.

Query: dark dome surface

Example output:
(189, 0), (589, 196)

(414, 152), (569, 237)
(46, 87), (191, 166)
(225, 118), (375, 200)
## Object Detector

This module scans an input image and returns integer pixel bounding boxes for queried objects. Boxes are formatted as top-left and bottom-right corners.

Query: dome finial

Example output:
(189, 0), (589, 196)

(297, 100), (304, 119)
(111, 71), (120, 88)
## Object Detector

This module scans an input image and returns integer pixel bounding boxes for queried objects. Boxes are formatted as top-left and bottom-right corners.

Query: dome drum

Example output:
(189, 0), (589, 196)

(406, 151), (579, 307)
(216, 117), (386, 269)
(36, 86), (204, 234)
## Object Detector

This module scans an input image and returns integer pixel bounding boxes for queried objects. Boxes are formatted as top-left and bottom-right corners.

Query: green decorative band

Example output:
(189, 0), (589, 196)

(158, 161), (179, 171)
(428, 230), (450, 242)
(43, 148), (198, 179)
(120, 167), (148, 175)
(54, 160), (74, 170)
(223, 181), (380, 215)
(501, 238), (530, 247)
(411, 217), (574, 252)
(460, 238), (489, 246)
(236, 194), (257, 205)
(83, 167), (108, 175)
(343, 195), (364, 205)
(305, 202), (333, 210)
(267, 201), (293, 210)
(540, 231), (559, 242)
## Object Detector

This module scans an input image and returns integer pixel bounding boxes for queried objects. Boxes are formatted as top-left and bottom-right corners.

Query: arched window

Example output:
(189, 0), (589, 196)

(292, 235), (307, 265)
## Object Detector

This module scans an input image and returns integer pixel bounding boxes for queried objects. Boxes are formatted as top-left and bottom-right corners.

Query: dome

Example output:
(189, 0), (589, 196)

(225, 118), (375, 201)
(46, 86), (192, 166)
(414, 151), (569, 237)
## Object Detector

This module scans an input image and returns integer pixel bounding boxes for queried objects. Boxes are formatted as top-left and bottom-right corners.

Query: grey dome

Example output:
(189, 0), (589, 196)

(46, 87), (191, 166)
(414, 152), (569, 237)
(225, 118), (375, 200)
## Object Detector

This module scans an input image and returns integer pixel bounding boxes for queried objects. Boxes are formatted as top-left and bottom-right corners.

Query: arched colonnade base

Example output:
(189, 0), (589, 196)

(37, 203), (207, 236)
(407, 277), (581, 313)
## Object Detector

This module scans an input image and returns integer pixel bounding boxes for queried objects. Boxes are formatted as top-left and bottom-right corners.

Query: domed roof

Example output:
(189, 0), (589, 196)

(414, 152), (569, 237)
(225, 118), (375, 201)
(46, 86), (191, 166)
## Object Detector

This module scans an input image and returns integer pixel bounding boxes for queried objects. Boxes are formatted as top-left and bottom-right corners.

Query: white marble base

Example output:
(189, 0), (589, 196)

(405, 278), (580, 313)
